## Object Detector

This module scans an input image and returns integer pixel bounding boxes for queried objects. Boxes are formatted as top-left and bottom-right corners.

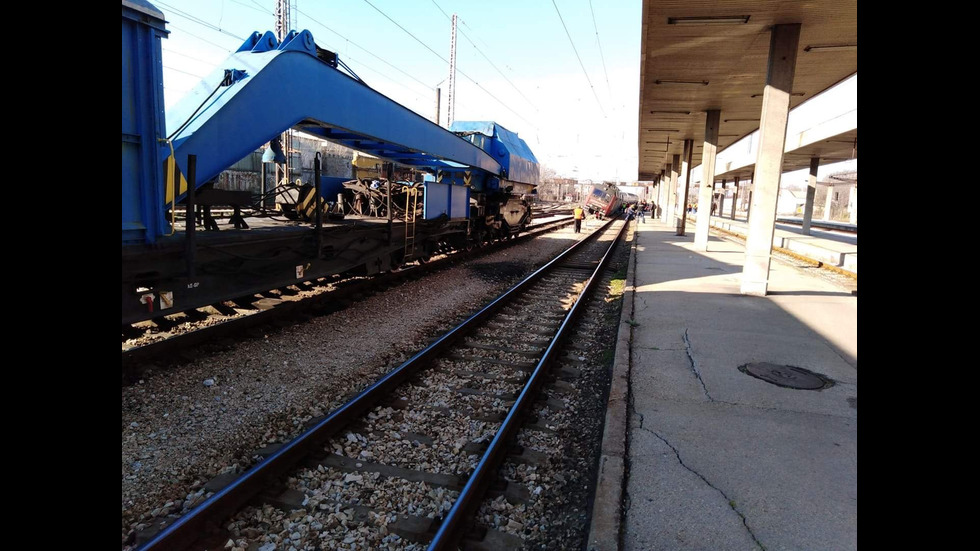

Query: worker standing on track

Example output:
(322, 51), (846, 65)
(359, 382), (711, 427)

(574, 205), (585, 233)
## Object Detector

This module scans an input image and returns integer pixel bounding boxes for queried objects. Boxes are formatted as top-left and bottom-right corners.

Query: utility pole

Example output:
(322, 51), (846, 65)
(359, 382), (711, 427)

(447, 14), (457, 127)
(275, 0), (295, 190)
(435, 87), (441, 126)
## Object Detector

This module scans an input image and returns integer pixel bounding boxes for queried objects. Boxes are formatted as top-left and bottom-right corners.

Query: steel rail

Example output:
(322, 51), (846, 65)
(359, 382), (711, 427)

(137, 216), (616, 551)
(428, 216), (628, 550)
(122, 216), (575, 371)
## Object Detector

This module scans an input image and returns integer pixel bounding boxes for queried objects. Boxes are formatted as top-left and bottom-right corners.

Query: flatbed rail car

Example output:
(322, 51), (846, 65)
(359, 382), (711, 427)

(122, 0), (539, 326)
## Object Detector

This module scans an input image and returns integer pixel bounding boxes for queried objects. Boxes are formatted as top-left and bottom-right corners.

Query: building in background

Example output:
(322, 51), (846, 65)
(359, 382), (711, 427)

(815, 170), (857, 223)
(214, 134), (355, 196)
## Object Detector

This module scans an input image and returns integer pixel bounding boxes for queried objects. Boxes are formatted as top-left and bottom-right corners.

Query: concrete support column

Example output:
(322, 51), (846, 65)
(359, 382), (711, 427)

(652, 175), (658, 217)
(666, 158), (679, 225)
(694, 110), (720, 249)
(741, 23), (800, 297)
(802, 156), (819, 234)
(659, 170), (666, 219)
(731, 176), (739, 219)
(655, 173), (662, 219)
(653, 178), (660, 215)
(823, 185), (833, 221)
(746, 187), (752, 220)
(849, 185), (857, 224)
(677, 141), (693, 235)
(719, 179), (727, 221)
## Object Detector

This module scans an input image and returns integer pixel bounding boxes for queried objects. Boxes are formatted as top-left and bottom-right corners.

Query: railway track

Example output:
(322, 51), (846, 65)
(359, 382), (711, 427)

(707, 222), (857, 292)
(131, 217), (629, 551)
(122, 216), (575, 380)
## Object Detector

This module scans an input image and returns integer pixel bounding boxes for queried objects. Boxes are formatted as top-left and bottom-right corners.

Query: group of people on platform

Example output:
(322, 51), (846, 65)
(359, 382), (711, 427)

(625, 202), (649, 223)
(685, 201), (719, 215)
(574, 201), (654, 233)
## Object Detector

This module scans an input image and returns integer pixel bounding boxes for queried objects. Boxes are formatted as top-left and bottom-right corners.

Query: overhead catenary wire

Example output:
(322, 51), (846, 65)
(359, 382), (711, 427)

(155, 0), (248, 41)
(232, 0), (273, 15)
(298, 11), (472, 118)
(160, 3), (436, 119)
(334, 53), (435, 110)
(588, 0), (612, 98)
(552, 0), (606, 117)
(359, 0), (537, 130)
(428, 0), (451, 20)
(429, 0), (539, 114)
(168, 23), (238, 53)
(454, 69), (537, 131)
(457, 29), (538, 112)
(163, 64), (209, 80)
(459, 19), (512, 71)
(294, 7), (445, 117)
(164, 48), (220, 66)
(297, 7), (435, 94)
(361, 0), (448, 63)
(158, 2), (535, 139)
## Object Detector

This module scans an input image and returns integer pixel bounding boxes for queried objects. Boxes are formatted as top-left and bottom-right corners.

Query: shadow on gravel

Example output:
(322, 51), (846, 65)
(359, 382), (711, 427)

(468, 261), (533, 283)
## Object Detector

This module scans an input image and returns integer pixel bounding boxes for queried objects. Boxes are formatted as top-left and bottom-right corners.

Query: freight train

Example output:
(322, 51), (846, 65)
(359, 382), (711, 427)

(583, 184), (638, 218)
(122, 0), (539, 326)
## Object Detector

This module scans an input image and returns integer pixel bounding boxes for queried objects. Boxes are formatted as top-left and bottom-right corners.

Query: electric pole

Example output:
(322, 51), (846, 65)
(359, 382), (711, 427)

(275, 0), (296, 189)
(435, 87), (441, 126)
(447, 14), (457, 127)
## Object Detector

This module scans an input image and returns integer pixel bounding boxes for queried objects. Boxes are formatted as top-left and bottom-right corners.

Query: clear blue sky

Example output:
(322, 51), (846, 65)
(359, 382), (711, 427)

(153, 0), (643, 182)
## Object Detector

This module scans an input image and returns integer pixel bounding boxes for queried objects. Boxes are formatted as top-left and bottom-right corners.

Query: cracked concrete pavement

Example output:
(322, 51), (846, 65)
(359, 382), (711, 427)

(590, 219), (857, 551)
(630, 415), (764, 550)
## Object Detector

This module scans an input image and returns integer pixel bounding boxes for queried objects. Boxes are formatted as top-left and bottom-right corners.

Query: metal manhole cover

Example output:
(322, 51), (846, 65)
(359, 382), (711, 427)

(738, 362), (834, 390)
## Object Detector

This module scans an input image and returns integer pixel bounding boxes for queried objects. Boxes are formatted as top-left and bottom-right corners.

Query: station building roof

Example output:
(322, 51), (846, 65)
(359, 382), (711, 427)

(637, 0), (857, 182)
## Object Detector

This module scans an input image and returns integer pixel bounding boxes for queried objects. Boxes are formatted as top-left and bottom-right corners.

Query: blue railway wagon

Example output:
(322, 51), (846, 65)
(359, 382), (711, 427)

(122, 0), (169, 244)
(120, 0), (538, 325)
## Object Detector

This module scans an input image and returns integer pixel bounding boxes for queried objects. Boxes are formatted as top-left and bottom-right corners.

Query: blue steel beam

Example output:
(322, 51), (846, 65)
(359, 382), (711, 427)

(164, 30), (501, 198)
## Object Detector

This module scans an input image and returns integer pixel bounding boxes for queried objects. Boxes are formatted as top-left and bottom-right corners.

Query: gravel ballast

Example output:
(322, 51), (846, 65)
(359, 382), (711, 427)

(122, 226), (594, 547)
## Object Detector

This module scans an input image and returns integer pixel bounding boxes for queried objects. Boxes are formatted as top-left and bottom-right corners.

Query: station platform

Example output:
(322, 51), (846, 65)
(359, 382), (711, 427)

(588, 217), (858, 551)
(700, 214), (857, 274)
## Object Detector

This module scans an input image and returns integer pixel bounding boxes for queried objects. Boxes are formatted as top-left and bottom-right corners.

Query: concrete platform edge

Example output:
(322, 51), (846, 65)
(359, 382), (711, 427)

(586, 222), (636, 551)
(707, 216), (857, 272)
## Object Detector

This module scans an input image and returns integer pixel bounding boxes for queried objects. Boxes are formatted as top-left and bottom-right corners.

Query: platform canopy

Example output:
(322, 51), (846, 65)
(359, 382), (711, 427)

(637, 0), (857, 181)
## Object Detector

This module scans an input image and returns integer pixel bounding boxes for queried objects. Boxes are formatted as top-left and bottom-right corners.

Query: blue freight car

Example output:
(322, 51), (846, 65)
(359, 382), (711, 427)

(122, 0), (169, 245)
(121, 1), (539, 325)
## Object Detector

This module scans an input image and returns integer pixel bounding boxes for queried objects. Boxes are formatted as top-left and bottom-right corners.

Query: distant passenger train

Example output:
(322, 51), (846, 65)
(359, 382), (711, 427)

(583, 184), (638, 218)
